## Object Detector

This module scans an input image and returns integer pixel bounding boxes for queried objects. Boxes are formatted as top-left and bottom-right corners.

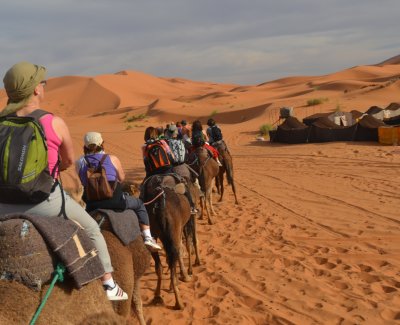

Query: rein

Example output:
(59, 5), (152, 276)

(144, 190), (165, 206)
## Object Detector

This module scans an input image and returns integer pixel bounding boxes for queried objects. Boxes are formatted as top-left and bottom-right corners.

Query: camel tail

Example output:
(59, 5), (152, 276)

(155, 192), (179, 268)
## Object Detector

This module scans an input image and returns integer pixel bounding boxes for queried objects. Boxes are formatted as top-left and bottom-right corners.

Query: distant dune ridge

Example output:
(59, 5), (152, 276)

(1, 55), (400, 324)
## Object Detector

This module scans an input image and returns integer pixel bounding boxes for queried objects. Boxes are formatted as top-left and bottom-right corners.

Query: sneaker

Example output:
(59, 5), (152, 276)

(191, 207), (199, 214)
(216, 158), (223, 167)
(144, 237), (162, 252)
(103, 283), (128, 301)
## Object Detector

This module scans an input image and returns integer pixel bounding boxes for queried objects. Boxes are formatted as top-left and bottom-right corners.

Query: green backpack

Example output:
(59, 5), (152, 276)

(0, 110), (56, 203)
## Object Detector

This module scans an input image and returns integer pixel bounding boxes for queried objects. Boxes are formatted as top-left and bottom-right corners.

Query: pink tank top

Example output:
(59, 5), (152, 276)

(40, 114), (62, 178)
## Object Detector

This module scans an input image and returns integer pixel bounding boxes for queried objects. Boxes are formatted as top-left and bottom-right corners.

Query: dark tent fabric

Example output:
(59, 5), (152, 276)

(365, 106), (383, 115)
(350, 110), (364, 120)
(308, 117), (357, 143)
(384, 102), (400, 111)
(312, 116), (341, 129)
(279, 116), (308, 130)
(303, 113), (330, 126)
(383, 115), (400, 126)
(354, 115), (385, 141)
(303, 111), (355, 127)
(274, 117), (309, 144)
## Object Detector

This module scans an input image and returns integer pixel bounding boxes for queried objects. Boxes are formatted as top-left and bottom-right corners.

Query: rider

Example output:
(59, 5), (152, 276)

(191, 120), (222, 166)
(0, 61), (128, 301)
(76, 132), (161, 252)
(142, 126), (198, 213)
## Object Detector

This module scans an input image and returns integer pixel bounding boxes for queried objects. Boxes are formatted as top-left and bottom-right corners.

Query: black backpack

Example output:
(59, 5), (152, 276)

(210, 125), (223, 142)
(192, 131), (205, 147)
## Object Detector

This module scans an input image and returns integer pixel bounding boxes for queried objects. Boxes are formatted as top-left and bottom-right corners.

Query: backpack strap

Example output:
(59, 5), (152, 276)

(99, 154), (108, 165)
(28, 109), (51, 121)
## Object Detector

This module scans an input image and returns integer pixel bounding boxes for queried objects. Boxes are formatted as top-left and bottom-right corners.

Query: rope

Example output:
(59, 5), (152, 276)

(29, 263), (66, 325)
(144, 190), (165, 206)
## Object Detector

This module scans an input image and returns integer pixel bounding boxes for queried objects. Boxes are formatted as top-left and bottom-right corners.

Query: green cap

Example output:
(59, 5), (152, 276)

(1, 61), (47, 117)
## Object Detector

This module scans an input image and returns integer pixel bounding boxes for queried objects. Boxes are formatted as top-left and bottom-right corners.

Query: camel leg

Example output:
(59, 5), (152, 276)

(205, 189), (214, 225)
(198, 196), (205, 220)
(215, 171), (221, 195)
(184, 226), (193, 275)
(192, 214), (201, 266)
(177, 235), (191, 282)
(218, 171), (225, 202)
(171, 263), (184, 310)
(151, 252), (164, 305)
(132, 276), (146, 325)
(209, 190), (217, 217)
(231, 180), (239, 205)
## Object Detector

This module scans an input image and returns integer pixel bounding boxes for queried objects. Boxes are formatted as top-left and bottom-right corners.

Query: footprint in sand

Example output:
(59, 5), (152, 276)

(314, 257), (328, 265)
(358, 264), (374, 272)
(360, 272), (380, 284)
(381, 308), (400, 321)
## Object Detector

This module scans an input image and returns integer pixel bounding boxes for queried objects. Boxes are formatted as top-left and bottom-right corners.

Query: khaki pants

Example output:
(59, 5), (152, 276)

(0, 184), (113, 273)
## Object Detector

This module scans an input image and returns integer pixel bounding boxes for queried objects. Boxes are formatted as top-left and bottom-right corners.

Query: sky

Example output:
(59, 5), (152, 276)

(1, 0), (399, 85)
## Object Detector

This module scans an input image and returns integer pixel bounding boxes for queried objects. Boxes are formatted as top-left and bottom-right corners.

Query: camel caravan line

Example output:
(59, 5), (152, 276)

(0, 120), (238, 324)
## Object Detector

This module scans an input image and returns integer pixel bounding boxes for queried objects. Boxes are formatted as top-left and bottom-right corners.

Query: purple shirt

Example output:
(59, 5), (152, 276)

(78, 153), (118, 186)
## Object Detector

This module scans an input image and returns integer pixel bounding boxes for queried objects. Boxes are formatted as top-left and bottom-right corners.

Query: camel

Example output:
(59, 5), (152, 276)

(0, 219), (124, 325)
(214, 142), (239, 204)
(66, 183), (151, 324)
(188, 146), (220, 225)
(0, 281), (126, 325)
(142, 175), (195, 310)
(90, 211), (151, 325)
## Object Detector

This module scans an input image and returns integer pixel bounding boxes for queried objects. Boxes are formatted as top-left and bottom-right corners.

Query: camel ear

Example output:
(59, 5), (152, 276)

(129, 185), (136, 195)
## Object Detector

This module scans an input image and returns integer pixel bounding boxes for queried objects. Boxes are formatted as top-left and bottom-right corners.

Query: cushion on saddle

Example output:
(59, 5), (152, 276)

(0, 219), (54, 291)
(91, 209), (141, 246)
(0, 214), (105, 289)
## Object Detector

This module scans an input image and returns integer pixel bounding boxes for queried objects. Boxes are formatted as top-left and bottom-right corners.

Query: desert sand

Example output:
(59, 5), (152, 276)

(1, 58), (400, 324)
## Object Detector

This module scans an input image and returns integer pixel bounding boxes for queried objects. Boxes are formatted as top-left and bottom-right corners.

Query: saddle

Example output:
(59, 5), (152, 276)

(0, 214), (105, 290)
(141, 174), (186, 205)
(90, 209), (141, 246)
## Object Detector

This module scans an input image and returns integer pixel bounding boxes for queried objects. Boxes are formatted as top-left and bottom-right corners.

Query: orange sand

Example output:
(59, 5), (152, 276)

(1, 60), (400, 324)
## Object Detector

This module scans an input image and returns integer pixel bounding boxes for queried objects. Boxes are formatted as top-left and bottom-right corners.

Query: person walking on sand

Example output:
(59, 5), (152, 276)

(0, 61), (128, 301)
(75, 131), (161, 252)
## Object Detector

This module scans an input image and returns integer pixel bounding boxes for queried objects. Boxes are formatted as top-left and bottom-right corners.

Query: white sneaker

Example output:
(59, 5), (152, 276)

(104, 283), (128, 301)
(144, 237), (162, 252)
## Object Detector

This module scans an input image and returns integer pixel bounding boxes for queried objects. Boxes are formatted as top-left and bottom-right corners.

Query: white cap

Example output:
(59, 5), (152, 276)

(84, 132), (103, 147)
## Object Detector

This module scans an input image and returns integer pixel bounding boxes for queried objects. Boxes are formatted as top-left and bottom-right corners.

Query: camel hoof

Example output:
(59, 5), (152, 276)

(194, 261), (201, 267)
(208, 220), (214, 225)
(173, 303), (184, 310)
(151, 296), (164, 306)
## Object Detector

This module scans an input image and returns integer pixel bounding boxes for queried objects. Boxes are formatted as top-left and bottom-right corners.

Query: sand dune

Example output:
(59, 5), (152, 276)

(1, 57), (400, 324)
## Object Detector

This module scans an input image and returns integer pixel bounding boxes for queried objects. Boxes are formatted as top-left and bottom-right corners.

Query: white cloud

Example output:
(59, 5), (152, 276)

(0, 0), (399, 84)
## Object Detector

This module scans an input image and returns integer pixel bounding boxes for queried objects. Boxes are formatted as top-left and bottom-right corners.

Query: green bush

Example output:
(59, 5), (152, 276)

(210, 109), (218, 117)
(307, 98), (328, 106)
(259, 124), (274, 136)
(125, 114), (147, 122)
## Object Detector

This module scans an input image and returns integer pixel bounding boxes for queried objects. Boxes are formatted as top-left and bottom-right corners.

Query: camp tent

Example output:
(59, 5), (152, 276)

(273, 117), (309, 144)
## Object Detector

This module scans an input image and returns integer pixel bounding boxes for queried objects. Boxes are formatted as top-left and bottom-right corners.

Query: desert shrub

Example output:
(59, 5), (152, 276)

(307, 98), (328, 106)
(125, 114), (146, 122)
(210, 109), (218, 117)
(259, 124), (274, 136)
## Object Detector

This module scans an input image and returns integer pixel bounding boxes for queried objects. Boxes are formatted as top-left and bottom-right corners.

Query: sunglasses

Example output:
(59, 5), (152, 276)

(40, 80), (47, 87)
